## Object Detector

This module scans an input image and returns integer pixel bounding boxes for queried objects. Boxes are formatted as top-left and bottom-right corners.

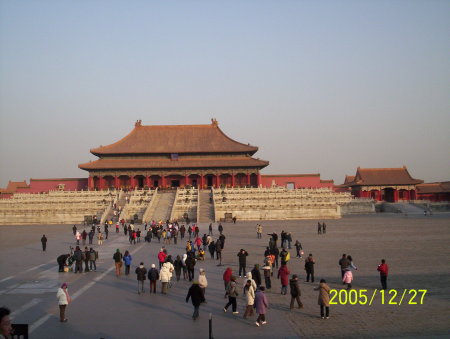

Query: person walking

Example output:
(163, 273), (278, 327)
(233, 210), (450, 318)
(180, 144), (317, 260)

(186, 281), (205, 320)
(215, 239), (222, 264)
(41, 235), (47, 251)
(317, 222), (322, 234)
(148, 264), (159, 293)
(89, 248), (97, 271)
(254, 286), (269, 326)
(75, 231), (81, 245)
(377, 259), (389, 290)
(315, 279), (331, 319)
(160, 263), (170, 294)
(198, 268), (208, 300)
(343, 269), (353, 289)
(185, 253), (196, 281)
(289, 274), (303, 309)
(305, 253), (315, 283)
(262, 263), (272, 290)
(278, 263), (290, 295)
(322, 223), (327, 234)
(223, 276), (239, 314)
(237, 249), (249, 277)
(286, 232), (292, 249)
(256, 224), (263, 239)
(208, 223), (213, 236)
(135, 262), (147, 294)
(243, 279), (255, 319)
(123, 250), (132, 276)
(173, 255), (183, 281)
(73, 246), (83, 274)
(72, 225), (77, 236)
(251, 264), (262, 289)
(83, 247), (90, 272)
(294, 240), (303, 258)
(223, 267), (232, 290)
(339, 254), (350, 280)
(56, 282), (71, 322)
(158, 249), (167, 269)
(113, 249), (123, 277)
(208, 237), (216, 259)
(97, 232), (103, 245)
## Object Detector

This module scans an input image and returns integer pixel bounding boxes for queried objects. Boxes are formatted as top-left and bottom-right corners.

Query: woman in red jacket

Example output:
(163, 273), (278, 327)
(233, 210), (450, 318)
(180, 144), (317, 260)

(223, 267), (232, 290)
(277, 263), (290, 295)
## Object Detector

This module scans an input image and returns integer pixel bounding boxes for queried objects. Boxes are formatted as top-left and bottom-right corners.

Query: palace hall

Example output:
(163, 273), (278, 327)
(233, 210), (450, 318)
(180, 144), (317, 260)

(78, 120), (269, 190)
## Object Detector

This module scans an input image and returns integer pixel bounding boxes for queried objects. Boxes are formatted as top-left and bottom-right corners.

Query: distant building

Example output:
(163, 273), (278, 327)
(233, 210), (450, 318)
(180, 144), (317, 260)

(343, 166), (423, 202)
(78, 120), (269, 190)
(416, 182), (450, 202)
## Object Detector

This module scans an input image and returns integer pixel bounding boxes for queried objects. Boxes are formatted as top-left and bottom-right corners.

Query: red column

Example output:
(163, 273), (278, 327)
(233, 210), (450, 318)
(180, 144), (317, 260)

(99, 177), (105, 190)
(130, 176), (135, 189)
(88, 176), (94, 190)
(114, 176), (119, 189)
(200, 175), (204, 189)
(410, 189), (416, 200)
(216, 175), (220, 188)
(393, 189), (399, 202)
(247, 173), (250, 186)
(231, 174), (235, 188)
(257, 172), (262, 187)
(161, 175), (166, 188)
(145, 176), (151, 188)
(185, 174), (189, 187)
(377, 190), (382, 201)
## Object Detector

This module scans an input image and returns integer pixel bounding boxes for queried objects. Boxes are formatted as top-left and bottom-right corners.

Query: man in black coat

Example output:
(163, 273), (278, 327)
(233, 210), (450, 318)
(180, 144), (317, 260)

(185, 254), (196, 281)
(57, 254), (70, 272)
(251, 264), (262, 288)
(289, 274), (303, 309)
(73, 246), (83, 273)
(41, 235), (47, 251)
(237, 249), (249, 277)
(186, 281), (205, 320)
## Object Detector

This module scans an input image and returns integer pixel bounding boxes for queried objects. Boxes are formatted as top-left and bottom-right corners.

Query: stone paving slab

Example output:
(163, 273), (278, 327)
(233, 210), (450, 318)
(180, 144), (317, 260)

(0, 214), (449, 338)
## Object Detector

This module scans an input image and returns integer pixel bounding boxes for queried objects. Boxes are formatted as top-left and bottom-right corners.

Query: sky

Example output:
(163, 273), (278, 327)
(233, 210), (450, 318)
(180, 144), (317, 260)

(0, 0), (449, 187)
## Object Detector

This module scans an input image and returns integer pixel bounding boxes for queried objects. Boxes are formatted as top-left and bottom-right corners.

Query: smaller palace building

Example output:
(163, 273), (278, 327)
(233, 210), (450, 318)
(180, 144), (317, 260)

(343, 167), (423, 202)
(79, 120), (269, 190)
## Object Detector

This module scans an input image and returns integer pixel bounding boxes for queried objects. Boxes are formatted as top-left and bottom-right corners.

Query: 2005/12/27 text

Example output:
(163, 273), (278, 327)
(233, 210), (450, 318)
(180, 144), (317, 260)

(329, 289), (427, 305)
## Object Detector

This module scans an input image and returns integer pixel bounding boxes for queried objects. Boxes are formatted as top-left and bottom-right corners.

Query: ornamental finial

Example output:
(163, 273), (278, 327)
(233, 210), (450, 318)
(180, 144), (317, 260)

(135, 120), (142, 127)
(211, 118), (218, 126)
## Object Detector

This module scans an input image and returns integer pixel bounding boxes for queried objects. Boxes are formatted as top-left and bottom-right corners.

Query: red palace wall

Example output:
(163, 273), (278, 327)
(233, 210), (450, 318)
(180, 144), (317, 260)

(16, 178), (88, 193)
(260, 174), (334, 189)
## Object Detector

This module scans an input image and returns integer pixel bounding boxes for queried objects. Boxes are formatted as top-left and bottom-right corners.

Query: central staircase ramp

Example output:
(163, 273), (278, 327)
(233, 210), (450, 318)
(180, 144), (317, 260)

(144, 191), (176, 222)
(198, 189), (215, 223)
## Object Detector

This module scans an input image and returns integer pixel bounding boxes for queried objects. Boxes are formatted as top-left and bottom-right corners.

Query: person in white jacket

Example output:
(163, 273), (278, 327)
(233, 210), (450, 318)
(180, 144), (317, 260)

(160, 264), (171, 294)
(243, 279), (255, 319)
(56, 282), (71, 322)
(245, 272), (257, 292)
(198, 268), (208, 301)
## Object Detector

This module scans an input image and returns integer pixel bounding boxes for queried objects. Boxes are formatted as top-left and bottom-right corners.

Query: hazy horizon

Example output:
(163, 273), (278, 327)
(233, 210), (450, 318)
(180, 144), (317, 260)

(1, 1), (449, 187)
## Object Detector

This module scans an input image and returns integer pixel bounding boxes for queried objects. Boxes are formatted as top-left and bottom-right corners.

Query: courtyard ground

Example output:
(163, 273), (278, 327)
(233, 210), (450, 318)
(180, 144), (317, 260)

(0, 213), (449, 338)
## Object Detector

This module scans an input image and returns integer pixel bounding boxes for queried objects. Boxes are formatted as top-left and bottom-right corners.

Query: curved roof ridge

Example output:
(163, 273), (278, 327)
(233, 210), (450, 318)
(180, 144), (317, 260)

(215, 124), (258, 151)
(90, 121), (259, 155)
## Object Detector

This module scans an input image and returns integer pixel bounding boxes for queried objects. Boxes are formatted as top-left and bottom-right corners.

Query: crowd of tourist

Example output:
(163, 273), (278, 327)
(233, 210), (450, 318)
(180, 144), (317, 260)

(43, 218), (390, 328)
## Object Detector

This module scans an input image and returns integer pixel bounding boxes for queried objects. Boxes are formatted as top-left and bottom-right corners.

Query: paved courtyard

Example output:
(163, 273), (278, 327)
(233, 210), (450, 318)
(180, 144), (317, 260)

(0, 214), (449, 338)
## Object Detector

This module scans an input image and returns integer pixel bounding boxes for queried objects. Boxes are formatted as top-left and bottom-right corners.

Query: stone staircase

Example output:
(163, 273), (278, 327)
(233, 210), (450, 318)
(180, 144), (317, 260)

(198, 190), (215, 223)
(389, 202), (426, 215)
(145, 191), (176, 222)
(103, 191), (125, 222)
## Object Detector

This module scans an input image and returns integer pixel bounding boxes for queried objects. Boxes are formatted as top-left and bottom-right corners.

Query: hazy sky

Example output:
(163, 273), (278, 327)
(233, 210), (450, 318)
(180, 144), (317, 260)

(1, 0), (449, 187)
